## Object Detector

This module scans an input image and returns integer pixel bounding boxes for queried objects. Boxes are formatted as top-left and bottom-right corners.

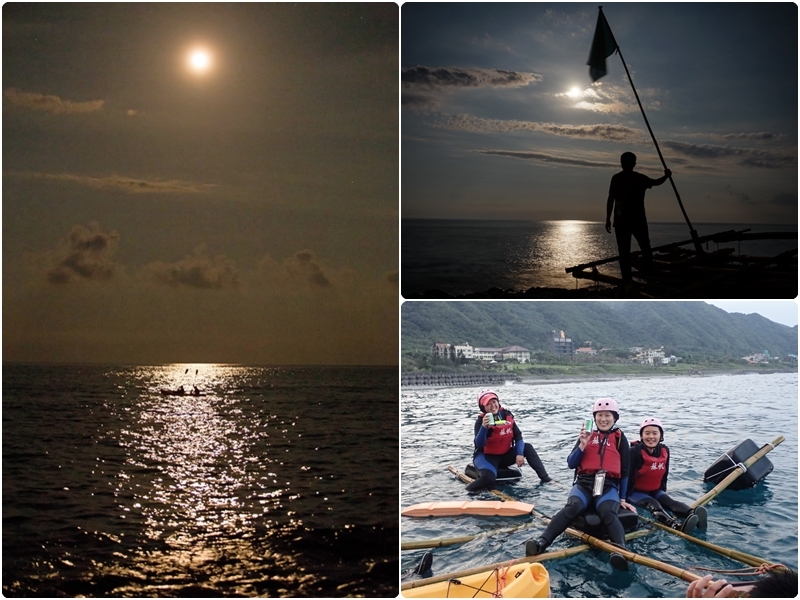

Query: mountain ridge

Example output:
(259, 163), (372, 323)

(401, 302), (798, 358)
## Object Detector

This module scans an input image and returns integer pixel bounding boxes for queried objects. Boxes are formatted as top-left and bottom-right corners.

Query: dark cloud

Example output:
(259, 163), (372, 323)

(6, 171), (217, 194)
(476, 150), (617, 168)
(144, 250), (239, 290)
(432, 114), (645, 143)
(401, 92), (441, 111)
(402, 65), (542, 90)
(4, 88), (104, 114)
(47, 223), (120, 284)
(260, 249), (334, 289)
(684, 131), (787, 142)
(661, 140), (796, 169)
(291, 250), (332, 288)
(725, 185), (754, 205)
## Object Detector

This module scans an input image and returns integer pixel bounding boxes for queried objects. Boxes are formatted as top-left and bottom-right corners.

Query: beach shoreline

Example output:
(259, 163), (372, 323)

(401, 368), (795, 389)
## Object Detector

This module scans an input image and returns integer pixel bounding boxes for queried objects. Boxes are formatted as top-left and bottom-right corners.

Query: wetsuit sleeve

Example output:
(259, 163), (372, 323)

(661, 445), (670, 492)
(567, 439), (584, 469)
(618, 432), (631, 500)
(512, 419), (525, 454)
(474, 416), (488, 449)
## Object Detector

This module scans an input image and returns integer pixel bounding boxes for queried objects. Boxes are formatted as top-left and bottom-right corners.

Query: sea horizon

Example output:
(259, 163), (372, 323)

(401, 219), (798, 296)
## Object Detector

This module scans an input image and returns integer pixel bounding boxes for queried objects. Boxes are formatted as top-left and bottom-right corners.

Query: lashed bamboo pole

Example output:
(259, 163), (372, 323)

(402, 517), (652, 552)
(692, 436), (784, 508)
(402, 520), (538, 551)
(638, 515), (780, 570)
(444, 466), (704, 583)
(401, 529), (655, 591)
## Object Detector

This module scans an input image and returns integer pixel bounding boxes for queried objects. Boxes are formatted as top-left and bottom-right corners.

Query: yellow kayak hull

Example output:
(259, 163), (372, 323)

(402, 561), (550, 598)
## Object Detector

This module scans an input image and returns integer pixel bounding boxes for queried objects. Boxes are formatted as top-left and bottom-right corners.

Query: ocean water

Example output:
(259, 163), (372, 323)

(401, 219), (798, 295)
(3, 363), (398, 597)
(401, 372), (798, 598)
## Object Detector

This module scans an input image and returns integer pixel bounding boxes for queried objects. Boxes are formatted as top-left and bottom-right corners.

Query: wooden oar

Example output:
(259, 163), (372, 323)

(692, 436), (784, 508)
(445, 466), (704, 583)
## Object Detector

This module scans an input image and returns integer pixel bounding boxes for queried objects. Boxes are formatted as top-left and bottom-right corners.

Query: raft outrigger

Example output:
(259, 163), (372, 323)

(401, 436), (787, 598)
(565, 228), (797, 299)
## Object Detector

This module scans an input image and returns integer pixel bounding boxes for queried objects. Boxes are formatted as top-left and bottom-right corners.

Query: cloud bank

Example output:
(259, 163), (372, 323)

(260, 249), (334, 290)
(402, 65), (542, 110)
(476, 150), (617, 169)
(661, 141), (796, 169)
(433, 114), (646, 143)
(144, 250), (240, 290)
(4, 88), (104, 114)
(47, 223), (121, 284)
(6, 171), (217, 194)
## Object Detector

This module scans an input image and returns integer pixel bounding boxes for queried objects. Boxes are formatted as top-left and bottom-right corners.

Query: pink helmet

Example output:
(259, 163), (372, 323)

(478, 389), (499, 408)
(592, 398), (619, 421)
(640, 417), (664, 439)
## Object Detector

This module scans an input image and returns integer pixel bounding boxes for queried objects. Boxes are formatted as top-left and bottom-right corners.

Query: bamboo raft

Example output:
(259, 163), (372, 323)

(565, 229), (797, 299)
(402, 436), (788, 597)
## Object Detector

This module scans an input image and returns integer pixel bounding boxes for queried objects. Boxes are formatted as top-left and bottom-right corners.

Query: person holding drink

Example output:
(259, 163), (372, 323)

(525, 398), (635, 570)
(465, 389), (551, 492)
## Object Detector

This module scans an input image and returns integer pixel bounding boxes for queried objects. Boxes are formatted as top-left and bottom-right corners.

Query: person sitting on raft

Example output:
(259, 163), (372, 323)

(629, 417), (707, 534)
(466, 389), (551, 492)
(525, 398), (635, 570)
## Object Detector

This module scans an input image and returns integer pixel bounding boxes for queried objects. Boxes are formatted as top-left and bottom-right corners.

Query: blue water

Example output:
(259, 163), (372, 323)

(401, 219), (798, 295)
(3, 363), (398, 597)
(401, 372), (798, 598)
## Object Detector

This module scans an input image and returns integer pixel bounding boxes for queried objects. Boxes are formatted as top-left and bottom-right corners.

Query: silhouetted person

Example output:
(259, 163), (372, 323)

(605, 152), (671, 282)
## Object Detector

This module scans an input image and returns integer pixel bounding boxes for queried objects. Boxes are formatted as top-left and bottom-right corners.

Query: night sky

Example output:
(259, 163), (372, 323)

(402, 3), (798, 224)
(3, 3), (398, 365)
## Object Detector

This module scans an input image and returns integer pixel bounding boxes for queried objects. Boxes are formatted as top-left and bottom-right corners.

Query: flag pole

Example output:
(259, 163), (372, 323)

(599, 7), (704, 255)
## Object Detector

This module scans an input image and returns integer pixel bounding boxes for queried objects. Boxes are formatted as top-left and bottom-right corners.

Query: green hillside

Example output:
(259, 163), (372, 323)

(401, 302), (798, 358)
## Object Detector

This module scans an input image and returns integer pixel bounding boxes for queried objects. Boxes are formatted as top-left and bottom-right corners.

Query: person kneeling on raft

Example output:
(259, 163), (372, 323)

(466, 389), (551, 492)
(628, 417), (707, 534)
(525, 398), (635, 571)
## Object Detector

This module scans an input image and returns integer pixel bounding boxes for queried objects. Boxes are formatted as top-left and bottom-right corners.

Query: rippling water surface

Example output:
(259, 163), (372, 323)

(401, 219), (798, 294)
(4, 363), (398, 597)
(401, 372), (798, 598)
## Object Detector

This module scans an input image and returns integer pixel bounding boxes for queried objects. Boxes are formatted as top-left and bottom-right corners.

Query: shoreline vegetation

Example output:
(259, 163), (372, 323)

(401, 362), (797, 387)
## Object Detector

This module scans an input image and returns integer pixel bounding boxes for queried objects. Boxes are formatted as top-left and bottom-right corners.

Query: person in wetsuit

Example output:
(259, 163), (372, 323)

(628, 417), (707, 534)
(465, 389), (551, 492)
(605, 151), (671, 281)
(525, 398), (635, 570)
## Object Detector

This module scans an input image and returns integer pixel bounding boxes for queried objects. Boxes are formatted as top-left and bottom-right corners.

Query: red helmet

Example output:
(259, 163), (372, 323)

(478, 389), (499, 408)
(640, 417), (664, 440)
(592, 398), (619, 422)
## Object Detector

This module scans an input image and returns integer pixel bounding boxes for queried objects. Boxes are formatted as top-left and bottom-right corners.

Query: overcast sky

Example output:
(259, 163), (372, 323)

(401, 3), (798, 224)
(3, 3), (398, 365)
(705, 301), (798, 329)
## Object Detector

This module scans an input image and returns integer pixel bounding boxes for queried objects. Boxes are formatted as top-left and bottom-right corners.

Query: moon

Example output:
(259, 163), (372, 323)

(188, 49), (211, 73)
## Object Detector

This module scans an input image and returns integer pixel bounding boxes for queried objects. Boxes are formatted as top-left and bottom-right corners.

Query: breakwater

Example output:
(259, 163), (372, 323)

(401, 372), (521, 387)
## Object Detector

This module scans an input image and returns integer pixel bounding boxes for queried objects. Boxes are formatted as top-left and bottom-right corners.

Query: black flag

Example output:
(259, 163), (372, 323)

(587, 8), (618, 81)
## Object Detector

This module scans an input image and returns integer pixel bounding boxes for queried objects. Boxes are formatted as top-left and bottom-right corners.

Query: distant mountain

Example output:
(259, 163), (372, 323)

(401, 302), (798, 358)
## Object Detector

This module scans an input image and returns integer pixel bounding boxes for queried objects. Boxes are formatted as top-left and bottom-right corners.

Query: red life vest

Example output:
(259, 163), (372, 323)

(482, 412), (516, 455)
(633, 442), (668, 492)
(577, 429), (622, 478)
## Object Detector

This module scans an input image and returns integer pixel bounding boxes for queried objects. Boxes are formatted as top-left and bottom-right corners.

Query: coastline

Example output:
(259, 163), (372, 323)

(402, 368), (796, 388)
